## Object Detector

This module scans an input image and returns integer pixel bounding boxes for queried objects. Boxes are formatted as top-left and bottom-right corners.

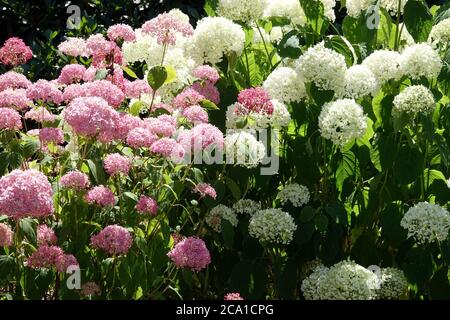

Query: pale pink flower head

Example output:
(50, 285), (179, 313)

(191, 82), (220, 104)
(87, 34), (123, 67)
(85, 185), (115, 207)
(0, 108), (22, 130)
(182, 105), (208, 124)
(0, 37), (32, 66)
(83, 66), (97, 82)
(114, 112), (143, 141)
(191, 123), (224, 151)
(104, 153), (131, 177)
(126, 127), (157, 148)
(0, 169), (54, 219)
(141, 12), (193, 45)
(150, 137), (185, 162)
(37, 225), (57, 246)
(172, 87), (205, 110)
(60, 170), (90, 190)
(0, 88), (32, 110)
(107, 24), (136, 43)
(26, 79), (63, 104)
(224, 293), (244, 300)
(135, 195), (158, 216)
(193, 65), (220, 84)
(58, 37), (88, 57)
(143, 117), (176, 137)
(193, 183), (217, 199)
(26, 245), (77, 272)
(124, 79), (152, 98)
(24, 107), (55, 123)
(83, 80), (125, 108)
(0, 71), (31, 91)
(62, 83), (87, 102)
(55, 254), (79, 273)
(106, 64), (125, 90)
(90, 225), (133, 256)
(237, 87), (274, 115)
(167, 236), (211, 272)
(58, 64), (86, 85)
(39, 127), (64, 146)
(0, 223), (13, 247)
(81, 282), (101, 296)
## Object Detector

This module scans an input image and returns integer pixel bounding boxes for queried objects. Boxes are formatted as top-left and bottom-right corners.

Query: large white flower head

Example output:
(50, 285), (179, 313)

(380, 0), (408, 15)
(233, 199), (261, 216)
(429, 18), (450, 47)
(318, 99), (367, 146)
(217, 0), (266, 23)
(248, 208), (297, 244)
(338, 65), (380, 99)
(122, 29), (153, 64)
(392, 85), (435, 117)
(263, 67), (307, 103)
(377, 268), (408, 300)
(302, 260), (379, 300)
(400, 202), (450, 245)
(277, 183), (310, 207)
(188, 17), (245, 65)
(271, 100), (291, 128)
(345, 0), (374, 17)
(224, 130), (266, 168)
(263, 0), (307, 26)
(206, 204), (238, 232)
(319, 0), (337, 22)
(362, 50), (403, 84)
(296, 42), (347, 92)
(400, 43), (442, 80)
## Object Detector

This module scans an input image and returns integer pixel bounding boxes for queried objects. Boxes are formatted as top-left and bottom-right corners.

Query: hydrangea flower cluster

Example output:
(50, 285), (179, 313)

(167, 236), (211, 272)
(400, 43), (442, 80)
(0, 108), (22, 130)
(392, 85), (435, 117)
(206, 204), (238, 232)
(277, 183), (310, 207)
(60, 171), (90, 190)
(142, 11), (193, 45)
(37, 225), (58, 246)
(193, 183), (217, 199)
(263, 67), (306, 103)
(248, 208), (297, 244)
(338, 65), (380, 99)
(135, 195), (158, 216)
(85, 185), (115, 207)
(362, 50), (403, 83)
(0, 223), (13, 247)
(0, 88), (31, 110)
(27, 245), (78, 273)
(429, 18), (450, 46)
(263, 0), (306, 26)
(224, 293), (244, 300)
(378, 268), (408, 300)
(217, 0), (266, 23)
(224, 131), (266, 168)
(0, 37), (33, 66)
(90, 225), (133, 256)
(232, 199), (261, 216)
(103, 153), (131, 177)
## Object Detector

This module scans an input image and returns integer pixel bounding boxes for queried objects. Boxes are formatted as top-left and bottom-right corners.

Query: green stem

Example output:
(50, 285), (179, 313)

(256, 23), (273, 69)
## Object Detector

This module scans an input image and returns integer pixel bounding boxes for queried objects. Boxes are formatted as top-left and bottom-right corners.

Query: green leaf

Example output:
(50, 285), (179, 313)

(370, 133), (397, 172)
(314, 214), (329, 231)
(335, 150), (359, 192)
(129, 100), (143, 116)
(380, 202), (407, 246)
(199, 99), (220, 110)
(404, 0), (433, 42)
(147, 66), (168, 91)
(342, 14), (376, 49)
(94, 68), (108, 80)
(122, 66), (138, 79)
(221, 219), (234, 249)
(277, 30), (301, 59)
(164, 65), (177, 85)
(393, 145), (423, 184)
(204, 0), (218, 17)
(308, 82), (334, 105)
(226, 178), (241, 200)
(299, 206), (315, 223)
(403, 247), (434, 286)
(19, 218), (37, 244)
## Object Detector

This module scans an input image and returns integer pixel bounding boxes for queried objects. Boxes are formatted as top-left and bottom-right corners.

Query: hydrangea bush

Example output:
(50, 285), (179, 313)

(0, 0), (450, 300)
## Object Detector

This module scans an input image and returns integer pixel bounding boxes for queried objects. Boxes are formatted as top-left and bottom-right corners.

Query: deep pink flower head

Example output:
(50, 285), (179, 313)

(58, 64), (86, 85)
(85, 185), (115, 207)
(81, 282), (101, 296)
(104, 153), (131, 176)
(58, 37), (88, 57)
(182, 105), (209, 124)
(60, 170), (90, 190)
(37, 225), (57, 246)
(167, 236), (211, 272)
(0, 37), (32, 66)
(135, 195), (158, 216)
(26, 245), (78, 272)
(143, 117), (176, 137)
(0, 169), (54, 219)
(0, 88), (31, 110)
(90, 225), (133, 256)
(126, 127), (157, 148)
(172, 87), (205, 110)
(0, 71), (31, 91)
(191, 123), (224, 151)
(224, 293), (244, 300)
(0, 108), (22, 130)
(141, 12), (193, 45)
(107, 24), (136, 43)
(194, 183), (217, 199)
(39, 127), (64, 146)
(150, 138), (185, 162)
(86, 34), (123, 67)
(24, 107), (55, 123)
(26, 79), (63, 104)
(193, 65), (220, 84)
(237, 87), (273, 115)
(82, 80), (125, 108)
(0, 223), (13, 247)
(191, 82), (220, 104)
(124, 79), (152, 98)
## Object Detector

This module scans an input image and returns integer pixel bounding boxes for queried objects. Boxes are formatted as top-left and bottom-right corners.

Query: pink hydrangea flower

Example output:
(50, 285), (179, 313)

(37, 225), (57, 246)
(150, 138), (185, 162)
(224, 293), (244, 300)
(0, 223), (13, 247)
(27, 245), (78, 272)
(58, 37), (88, 57)
(237, 87), (274, 115)
(81, 282), (101, 296)
(167, 236), (211, 272)
(114, 112), (143, 141)
(86, 34), (122, 67)
(0, 169), (54, 219)
(83, 66), (97, 82)
(182, 105), (209, 124)
(193, 183), (217, 199)
(90, 225), (133, 256)
(0, 71), (31, 92)
(39, 127), (64, 146)
(135, 195), (158, 216)
(60, 170), (90, 190)
(26, 79), (63, 104)
(191, 123), (224, 151)
(107, 64), (125, 90)
(0, 37), (33, 66)
(104, 153), (131, 176)
(124, 79), (152, 98)
(192, 65), (220, 84)
(141, 12), (193, 45)
(126, 127), (157, 148)
(0, 88), (31, 110)
(172, 87), (205, 110)
(55, 254), (79, 273)
(58, 64), (86, 85)
(107, 24), (136, 43)
(85, 185), (115, 207)
(143, 117), (176, 137)
(0, 108), (22, 130)
(62, 83), (87, 102)
(83, 80), (125, 108)
(24, 107), (55, 123)
(191, 82), (220, 104)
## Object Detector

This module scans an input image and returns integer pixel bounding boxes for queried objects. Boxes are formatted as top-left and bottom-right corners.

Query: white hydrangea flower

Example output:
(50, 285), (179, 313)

(302, 260), (379, 300)
(224, 130), (266, 168)
(263, 0), (307, 26)
(400, 43), (442, 80)
(217, 0), (266, 23)
(296, 42), (347, 92)
(400, 202), (450, 245)
(429, 18), (450, 46)
(392, 85), (435, 117)
(318, 99), (367, 146)
(187, 17), (245, 65)
(362, 50), (403, 83)
(248, 208), (297, 244)
(345, 0), (374, 17)
(233, 199), (261, 216)
(380, 0), (408, 15)
(338, 65), (380, 99)
(319, 0), (336, 22)
(206, 204), (238, 232)
(277, 183), (310, 207)
(263, 67), (307, 103)
(168, 8), (190, 23)
(271, 100), (291, 128)
(377, 268), (408, 300)
(122, 30), (153, 64)
(269, 26), (286, 42)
